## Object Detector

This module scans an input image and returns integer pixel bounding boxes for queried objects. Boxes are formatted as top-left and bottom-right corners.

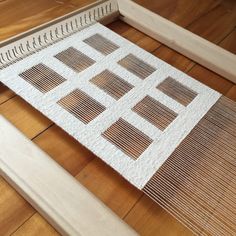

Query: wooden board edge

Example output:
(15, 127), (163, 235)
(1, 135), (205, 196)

(0, 116), (137, 236)
(117, 0), (236, 83)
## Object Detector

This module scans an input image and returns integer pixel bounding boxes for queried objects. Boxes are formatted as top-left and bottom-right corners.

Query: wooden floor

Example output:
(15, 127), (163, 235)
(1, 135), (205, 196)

(0, 0), (236, 235)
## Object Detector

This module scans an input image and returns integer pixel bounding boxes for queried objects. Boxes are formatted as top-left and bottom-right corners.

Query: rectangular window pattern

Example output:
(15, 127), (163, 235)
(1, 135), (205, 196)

(90, 70), (134, 100)
(118, 54), (156, 80)
(132, 96), (178, 131)
(102, 118), (153, 160)
(57, 89), (106, 124)
(19, 63), (66, 93)
(157, 77), (197, 106)
(54, 47), (95, 73)
(83, 33), (119, 55)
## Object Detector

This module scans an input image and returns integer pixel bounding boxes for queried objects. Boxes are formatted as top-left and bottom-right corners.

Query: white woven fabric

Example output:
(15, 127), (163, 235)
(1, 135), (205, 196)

(0, 23), (221, 189)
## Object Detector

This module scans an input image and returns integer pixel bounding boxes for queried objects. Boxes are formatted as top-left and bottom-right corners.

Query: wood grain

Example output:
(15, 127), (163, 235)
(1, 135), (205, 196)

(0, 177), (34, 236)
(188, 65), (234, 94)
(33, 125), (95, 176)
(220, 29), (236, 54)
(0, 85), (15, 105)
(186, 2), (236, 43)
(0, 96), (52, 139)
(153, 45), (194, 72)
(12, 213), (60, 236)
(108, 21), (161, 52)
(135, 0), (221, 27)
(76, 158), (143, 218)
(0, 0), (96, 41)
(0, 0), (236, 235)
(226, 85), (236, 101)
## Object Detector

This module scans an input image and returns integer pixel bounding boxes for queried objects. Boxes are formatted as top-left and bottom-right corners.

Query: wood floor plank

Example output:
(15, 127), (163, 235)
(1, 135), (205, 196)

(11, 213), (60, 236)
(186, 2), (236, 43)
(0, 0), (96, 41)
(0, 177), (35, 236)
(135, 0), (221, 27)
(33, 125), (94, 176)
(0, 0), (59, 29)
(220, 28), (236, 54)
(76, 158), (142, 218)
(0, 84), (15, 105)
(187, 65), (233, 94)
(153, 45), (194, 71)
(0, 96), (52, 139)
(108, 20), (161, 52)
(124, 195), (193, 236)
(226, 85), (236, 101)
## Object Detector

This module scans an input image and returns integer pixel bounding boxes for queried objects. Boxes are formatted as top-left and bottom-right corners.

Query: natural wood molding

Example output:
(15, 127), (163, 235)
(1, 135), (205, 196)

(117, 0), (236, 83)
(0, 116), (137, 236)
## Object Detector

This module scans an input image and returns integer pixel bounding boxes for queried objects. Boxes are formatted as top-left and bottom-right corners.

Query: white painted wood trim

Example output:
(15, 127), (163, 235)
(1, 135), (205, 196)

(117, 0), (236, 83)
(0, 116), (137, 236)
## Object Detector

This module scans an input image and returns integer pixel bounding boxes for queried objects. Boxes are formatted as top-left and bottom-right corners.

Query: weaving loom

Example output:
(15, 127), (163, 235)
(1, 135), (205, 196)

(0, 1), (236, 235)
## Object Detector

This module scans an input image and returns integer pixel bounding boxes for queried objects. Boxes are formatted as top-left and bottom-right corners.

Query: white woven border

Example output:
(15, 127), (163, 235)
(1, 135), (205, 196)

(0, 23), (221, 189)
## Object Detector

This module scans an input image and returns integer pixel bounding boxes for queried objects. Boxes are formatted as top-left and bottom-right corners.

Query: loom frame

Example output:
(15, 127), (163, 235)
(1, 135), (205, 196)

(0, 0), (235, 235)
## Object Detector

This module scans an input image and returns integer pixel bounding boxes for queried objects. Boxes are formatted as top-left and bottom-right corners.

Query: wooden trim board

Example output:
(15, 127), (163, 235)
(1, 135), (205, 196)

(0, 115), (137, 236)
(117, 0), (236, 83)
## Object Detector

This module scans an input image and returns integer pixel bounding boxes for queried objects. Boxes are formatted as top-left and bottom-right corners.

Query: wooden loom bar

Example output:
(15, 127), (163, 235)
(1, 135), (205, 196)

(117, 0), (236, 83)
(0, 116), (137, 236)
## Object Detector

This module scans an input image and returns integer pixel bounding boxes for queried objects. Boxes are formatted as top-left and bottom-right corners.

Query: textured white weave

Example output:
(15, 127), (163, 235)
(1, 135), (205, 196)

(0, 23), (221, 189)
